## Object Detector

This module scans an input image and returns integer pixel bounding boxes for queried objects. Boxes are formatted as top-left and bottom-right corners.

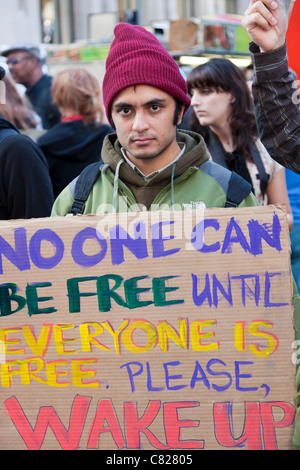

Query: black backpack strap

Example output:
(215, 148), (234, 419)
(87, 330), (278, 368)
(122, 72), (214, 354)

(199, 161), (252, 207)
(68, 161), (102, 215)
(224, 171), (252, 208)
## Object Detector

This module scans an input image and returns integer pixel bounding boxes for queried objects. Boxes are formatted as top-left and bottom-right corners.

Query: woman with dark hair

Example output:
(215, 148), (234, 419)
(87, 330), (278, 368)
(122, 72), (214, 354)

(187, 58), (293, 230)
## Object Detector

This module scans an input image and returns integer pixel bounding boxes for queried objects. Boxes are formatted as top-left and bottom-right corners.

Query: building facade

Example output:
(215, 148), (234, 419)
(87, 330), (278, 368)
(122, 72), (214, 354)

(0, 0), (293, 46)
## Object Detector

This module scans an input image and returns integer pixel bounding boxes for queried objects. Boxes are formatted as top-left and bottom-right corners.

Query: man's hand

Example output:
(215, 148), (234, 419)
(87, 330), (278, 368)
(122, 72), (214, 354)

(242, 0), (288, 52)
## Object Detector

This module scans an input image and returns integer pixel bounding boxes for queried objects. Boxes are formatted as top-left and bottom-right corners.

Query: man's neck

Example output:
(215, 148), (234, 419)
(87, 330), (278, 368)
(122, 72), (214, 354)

(123, 141), (183, 177)
(121, 143), (186, 180)
(25, 69), (43, 90)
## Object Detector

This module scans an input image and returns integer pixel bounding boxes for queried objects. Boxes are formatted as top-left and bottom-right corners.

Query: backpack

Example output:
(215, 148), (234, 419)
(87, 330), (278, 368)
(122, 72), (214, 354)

(68, 160), (252, 216)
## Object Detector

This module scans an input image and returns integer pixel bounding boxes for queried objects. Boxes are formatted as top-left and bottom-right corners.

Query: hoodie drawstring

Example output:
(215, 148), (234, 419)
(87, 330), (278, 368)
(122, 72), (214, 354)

(113, 157), (178, 212)
(171, 162), (177, 208)
(113, 160), (124, 212)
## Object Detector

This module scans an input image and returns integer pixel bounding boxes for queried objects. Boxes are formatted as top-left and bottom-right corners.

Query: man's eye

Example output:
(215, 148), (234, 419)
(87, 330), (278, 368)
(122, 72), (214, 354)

(150, 105), (161, 112)
(119, 108), (131, 115)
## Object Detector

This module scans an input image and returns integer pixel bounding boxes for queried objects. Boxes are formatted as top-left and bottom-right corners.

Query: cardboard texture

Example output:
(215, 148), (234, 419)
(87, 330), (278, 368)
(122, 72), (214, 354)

(0, 206), (296, 450)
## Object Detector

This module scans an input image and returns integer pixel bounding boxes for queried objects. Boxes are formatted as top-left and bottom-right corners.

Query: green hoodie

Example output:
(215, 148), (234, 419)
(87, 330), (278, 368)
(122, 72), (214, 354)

(51, 130), (259, 216)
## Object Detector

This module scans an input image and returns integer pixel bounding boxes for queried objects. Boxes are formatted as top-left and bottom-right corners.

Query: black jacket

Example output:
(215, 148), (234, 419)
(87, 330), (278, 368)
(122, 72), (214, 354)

(37, 119), (114, 198)
(26, 75), (61, 129)
(0, 116), (54, 220)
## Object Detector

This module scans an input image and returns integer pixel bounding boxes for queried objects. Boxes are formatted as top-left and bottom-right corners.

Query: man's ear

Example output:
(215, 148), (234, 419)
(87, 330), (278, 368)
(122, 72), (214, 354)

(110, 118), (116, 130)
(176, 105), (185, 126)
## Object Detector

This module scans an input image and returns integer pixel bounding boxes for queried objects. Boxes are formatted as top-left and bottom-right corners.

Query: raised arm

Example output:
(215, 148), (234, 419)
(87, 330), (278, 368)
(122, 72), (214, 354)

(242, 0), (287, 51)
(243, 1), (300, 173)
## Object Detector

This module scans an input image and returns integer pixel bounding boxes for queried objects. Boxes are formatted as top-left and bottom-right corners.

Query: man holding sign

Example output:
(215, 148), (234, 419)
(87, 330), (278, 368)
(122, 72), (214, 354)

(51, 23), (258, 217)
(1, 22), (299, 452)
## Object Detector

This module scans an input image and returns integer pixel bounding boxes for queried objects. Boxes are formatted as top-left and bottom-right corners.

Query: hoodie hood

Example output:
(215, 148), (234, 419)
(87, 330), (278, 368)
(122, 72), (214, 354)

(38, 120), (113, 163)
(0, 115), (20, 133)
(37, 119), (114, 198)
(101, 130), (210, 209)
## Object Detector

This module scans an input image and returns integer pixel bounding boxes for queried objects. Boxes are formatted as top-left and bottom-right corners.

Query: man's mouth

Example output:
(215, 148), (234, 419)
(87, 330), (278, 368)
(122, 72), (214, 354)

(132, 138), (154, 146)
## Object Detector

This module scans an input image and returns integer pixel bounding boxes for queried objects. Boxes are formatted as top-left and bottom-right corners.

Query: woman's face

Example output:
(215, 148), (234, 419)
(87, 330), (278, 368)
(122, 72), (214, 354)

(190, 86), (234, 128)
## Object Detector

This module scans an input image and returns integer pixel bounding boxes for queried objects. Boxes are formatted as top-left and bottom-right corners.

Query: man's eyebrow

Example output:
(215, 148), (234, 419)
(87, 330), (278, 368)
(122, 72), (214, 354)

(143, 98), (167, 107)
(113, 102), (133, 110)
(113, 98), (167, 110)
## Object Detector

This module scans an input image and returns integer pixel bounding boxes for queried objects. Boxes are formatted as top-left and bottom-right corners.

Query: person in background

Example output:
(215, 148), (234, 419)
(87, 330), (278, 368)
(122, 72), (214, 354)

(244, 63), (254, 81)
(286, 168), (300, 291)
(0, 74), (45, 141)
(1, 44), (61, 129)
(187, 58), (293, 231)
(0, 65), (54, 219)
(37, 68), (114, 198)
(242, 0), (300, 173)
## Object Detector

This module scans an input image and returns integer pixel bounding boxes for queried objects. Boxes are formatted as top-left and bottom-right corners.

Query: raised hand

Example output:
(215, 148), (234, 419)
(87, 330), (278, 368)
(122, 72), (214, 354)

(242, 0), (288, 51)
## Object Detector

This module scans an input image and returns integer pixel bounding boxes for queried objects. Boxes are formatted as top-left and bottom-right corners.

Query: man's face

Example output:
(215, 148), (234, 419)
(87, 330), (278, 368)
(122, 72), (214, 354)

(111, 85), (184, 175)
(6, 51), (37, 85)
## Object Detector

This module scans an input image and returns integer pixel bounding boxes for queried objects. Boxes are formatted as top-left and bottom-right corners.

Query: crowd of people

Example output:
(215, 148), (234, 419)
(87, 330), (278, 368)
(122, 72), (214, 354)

(0, 0), (300, 449)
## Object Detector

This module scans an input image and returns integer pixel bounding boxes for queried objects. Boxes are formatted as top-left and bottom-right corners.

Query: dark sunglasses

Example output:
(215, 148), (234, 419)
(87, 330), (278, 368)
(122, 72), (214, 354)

(7, 56), (32, 66)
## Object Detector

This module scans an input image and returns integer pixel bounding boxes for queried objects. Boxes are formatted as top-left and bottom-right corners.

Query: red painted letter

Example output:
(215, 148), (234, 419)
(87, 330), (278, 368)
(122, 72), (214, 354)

(87, 398), (125, 449)
(164, 401), (204, 449)
(124, 400), (168, 449)
(5, 395), (91, 450)
(213, 401), (262, 449)
(261, 401), (295, 450)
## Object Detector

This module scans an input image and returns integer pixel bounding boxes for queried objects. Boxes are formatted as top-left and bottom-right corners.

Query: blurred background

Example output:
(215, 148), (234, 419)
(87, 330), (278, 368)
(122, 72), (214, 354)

(0, 0), (294, 84)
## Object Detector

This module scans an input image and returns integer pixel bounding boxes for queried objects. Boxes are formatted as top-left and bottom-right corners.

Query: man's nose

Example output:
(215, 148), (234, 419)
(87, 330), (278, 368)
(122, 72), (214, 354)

(132, 111), (150, 132)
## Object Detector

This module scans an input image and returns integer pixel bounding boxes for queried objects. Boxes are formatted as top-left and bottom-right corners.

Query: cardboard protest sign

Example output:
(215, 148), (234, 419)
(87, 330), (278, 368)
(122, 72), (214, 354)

(0, 206), (296, 450)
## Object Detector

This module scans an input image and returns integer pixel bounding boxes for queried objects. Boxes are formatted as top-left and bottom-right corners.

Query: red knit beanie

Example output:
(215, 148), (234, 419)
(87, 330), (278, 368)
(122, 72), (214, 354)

(102, 23), (191, 122)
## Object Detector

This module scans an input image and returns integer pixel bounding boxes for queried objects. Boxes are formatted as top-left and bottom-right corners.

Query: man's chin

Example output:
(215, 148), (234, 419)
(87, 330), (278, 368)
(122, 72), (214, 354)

(127, 146), (160, 160)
